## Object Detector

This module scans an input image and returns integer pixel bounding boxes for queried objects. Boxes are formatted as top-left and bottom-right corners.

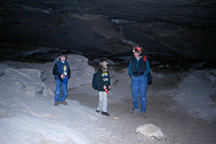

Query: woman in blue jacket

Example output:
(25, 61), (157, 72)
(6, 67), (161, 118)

(128, 47), (150, 115)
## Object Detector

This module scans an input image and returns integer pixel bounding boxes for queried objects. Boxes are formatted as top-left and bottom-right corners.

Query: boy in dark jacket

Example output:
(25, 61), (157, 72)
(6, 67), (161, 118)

(96, 58), (111, 116)
(52, 54), (71, 106)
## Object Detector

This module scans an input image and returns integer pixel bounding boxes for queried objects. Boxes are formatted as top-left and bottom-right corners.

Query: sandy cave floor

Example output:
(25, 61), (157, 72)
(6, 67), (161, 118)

(67, 65), (216, 144)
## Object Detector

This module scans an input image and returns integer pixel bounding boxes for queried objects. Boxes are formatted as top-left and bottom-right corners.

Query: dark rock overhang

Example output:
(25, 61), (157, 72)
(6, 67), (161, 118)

(0, 0), (215, 63)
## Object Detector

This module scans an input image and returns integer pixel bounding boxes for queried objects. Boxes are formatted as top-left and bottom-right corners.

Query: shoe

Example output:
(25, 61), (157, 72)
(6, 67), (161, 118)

(101, 111), (110, 116)
(54, 102), (59, 106)
(130, 108), (139, 113)
(140, 112), (146, 117)
(96, 110), (101, 113)
(61, 102), (68, 105)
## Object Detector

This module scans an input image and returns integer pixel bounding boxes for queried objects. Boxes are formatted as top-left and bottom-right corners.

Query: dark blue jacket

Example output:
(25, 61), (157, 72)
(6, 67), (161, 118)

(96, 69), (111, 91)
(52, 61), (71, 80)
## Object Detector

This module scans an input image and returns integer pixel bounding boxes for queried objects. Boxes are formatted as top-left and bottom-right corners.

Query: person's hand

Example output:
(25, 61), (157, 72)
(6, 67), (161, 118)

(60, 74), (65, 79)
(108, 85), (111, 90)
(103, 85), (107, 89)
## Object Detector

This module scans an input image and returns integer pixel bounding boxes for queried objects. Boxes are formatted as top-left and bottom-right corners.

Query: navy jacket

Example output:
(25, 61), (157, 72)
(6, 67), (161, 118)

(52, 61), (71, 80)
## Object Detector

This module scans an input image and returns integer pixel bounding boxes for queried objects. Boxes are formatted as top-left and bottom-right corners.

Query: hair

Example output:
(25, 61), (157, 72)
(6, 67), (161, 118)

(99, 58), (108, 72)
(59, 53), (67, 59)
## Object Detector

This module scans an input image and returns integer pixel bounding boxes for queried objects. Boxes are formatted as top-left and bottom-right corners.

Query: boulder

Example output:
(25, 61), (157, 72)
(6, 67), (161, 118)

(135, 124), (164, 140)
(66, 54), (95, 88)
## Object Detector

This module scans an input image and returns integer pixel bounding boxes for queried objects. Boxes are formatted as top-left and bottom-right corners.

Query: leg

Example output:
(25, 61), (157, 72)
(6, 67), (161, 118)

(97, 91), (103, 111)
(139, 75), (147, 112)
(101, 91), (109, 116)
(102, 92), (108, 112)
(60, 83), (68, 103)
(54, 79), (61, 103)
(131, 76), (139, 110)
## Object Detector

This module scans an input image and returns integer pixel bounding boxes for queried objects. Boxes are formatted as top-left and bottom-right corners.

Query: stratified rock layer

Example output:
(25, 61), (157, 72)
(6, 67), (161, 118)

(0, 0), (215, 62)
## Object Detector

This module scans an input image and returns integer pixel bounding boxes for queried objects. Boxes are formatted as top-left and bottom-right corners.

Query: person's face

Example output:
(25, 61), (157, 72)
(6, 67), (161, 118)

(59, 56), (66, 62)
(102, 61), (108, 69)
(133, 51), (141, 58)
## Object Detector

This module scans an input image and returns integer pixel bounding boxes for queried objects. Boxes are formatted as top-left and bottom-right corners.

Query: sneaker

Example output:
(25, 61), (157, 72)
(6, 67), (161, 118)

(96, 110), (101, 113)
(54, 102), (59, 106)
(140, 112), (146, 117)
(130, 108), (139, 113)
(101, 111), (110, 116)
(61, 102), (68, 105)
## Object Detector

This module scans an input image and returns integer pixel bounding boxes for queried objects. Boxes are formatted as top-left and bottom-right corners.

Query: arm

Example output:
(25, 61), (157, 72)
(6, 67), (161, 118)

(108, 71), (111, 86)
(96, 71), (103, 90)
(128, 60), (132, 76)
(144, 59), (150, 76)
(52, 63), (61, 77)
(108, 72), (111, 90)
(68, 64), (71, 79)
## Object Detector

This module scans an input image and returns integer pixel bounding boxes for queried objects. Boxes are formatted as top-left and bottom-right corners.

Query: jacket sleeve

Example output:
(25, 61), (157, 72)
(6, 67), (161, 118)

(144, 59), (150, 76)
(52, 63), (61, 77)
(96, 71), (103, 90)
(128, 60), (132, 76)
(67, 64), (71, 79)
(108, 72), (111, 86)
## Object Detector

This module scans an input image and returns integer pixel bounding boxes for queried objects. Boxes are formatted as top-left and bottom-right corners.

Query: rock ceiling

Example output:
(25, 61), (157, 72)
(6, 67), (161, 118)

(0, 0), (215, 63)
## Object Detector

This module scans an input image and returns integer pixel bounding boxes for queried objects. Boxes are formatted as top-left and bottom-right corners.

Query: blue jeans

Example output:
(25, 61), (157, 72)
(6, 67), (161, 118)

(54, 79), (68, 103)
(131, 75), (147, 112)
